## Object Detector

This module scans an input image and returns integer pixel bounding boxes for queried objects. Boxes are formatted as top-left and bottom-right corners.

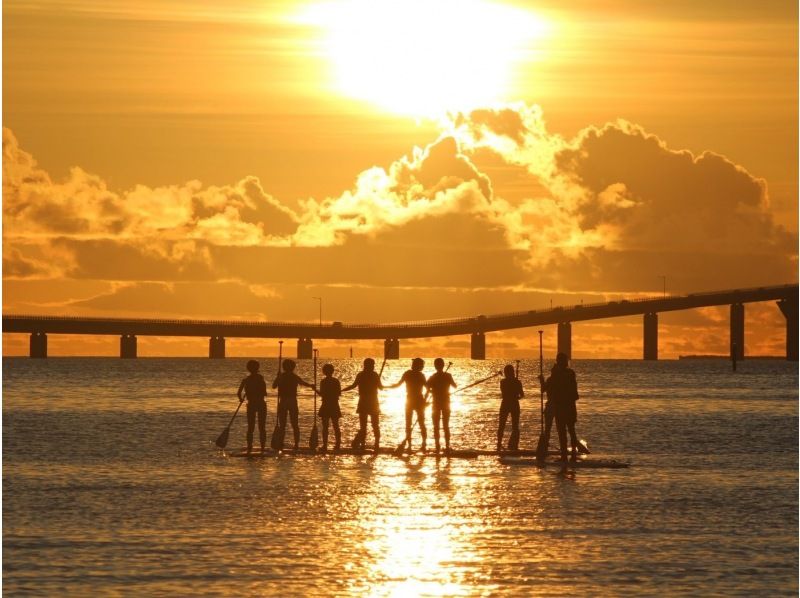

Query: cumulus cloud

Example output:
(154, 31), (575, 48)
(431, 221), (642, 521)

(292, 135), (495, 246)
(555, 121), (794, 255)
(3, 102), (796, 296)
(3, 128), (298, 245)
(446, 104), (797, 288)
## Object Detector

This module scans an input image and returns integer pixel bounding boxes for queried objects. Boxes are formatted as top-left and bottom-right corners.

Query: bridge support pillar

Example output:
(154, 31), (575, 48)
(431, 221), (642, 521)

(557, 322), (571, 359)
(384, 338), (400, 360)
(643, 313), (658, 360)
(777, 298), (798, 361)
(730, 303), (745, 361)
(29, 332), (47, 358)
(470, 332), (486, 360)
(209, 336), (226, 359)
(297, 338), (313, 359)
(120, 334), (137, 359)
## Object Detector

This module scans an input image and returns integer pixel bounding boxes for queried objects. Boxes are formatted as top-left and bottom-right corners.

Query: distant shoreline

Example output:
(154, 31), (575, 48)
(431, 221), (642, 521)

(678, 355), (785, 360)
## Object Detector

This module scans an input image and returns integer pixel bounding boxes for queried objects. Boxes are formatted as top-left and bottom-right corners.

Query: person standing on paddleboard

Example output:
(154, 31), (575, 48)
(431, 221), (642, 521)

(426, 357), (457, 454)
(342, 358), (384, 452)
(237, 360), (268, 456)
(272, 359), (315, 450)
(387, 357), (428, 453)
(539, 352), (580, 462)
(497, 364), (524, 452)
(317, 363), (342, 452)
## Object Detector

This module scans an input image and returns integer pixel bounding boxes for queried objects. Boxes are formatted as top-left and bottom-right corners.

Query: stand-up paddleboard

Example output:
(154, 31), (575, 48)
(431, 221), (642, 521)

(224, 446), (481, 459)
(500, 455), (630, 469)
(223, 446), (579, 460)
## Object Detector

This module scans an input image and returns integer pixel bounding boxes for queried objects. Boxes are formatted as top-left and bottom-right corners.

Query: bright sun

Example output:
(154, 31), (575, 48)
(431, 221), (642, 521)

(297, 0), (551, 117)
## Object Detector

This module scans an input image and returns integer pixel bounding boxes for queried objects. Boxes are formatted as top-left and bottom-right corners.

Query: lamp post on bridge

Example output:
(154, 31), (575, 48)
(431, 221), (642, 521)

(312, 296), (322, 326)
(659, 276), (666, 298)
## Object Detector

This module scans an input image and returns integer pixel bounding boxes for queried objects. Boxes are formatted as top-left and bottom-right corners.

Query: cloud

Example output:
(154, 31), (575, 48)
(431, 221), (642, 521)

(446, 104), (797, 289)
(3, 128), (298, 246)
(555, 121), (795, 255)
(3, 102), (796, 299)
(292, 135), (495, 247)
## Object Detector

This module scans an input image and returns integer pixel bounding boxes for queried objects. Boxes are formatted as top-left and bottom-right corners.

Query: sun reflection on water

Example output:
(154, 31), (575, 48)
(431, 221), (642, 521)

(347, 458), (491, 596)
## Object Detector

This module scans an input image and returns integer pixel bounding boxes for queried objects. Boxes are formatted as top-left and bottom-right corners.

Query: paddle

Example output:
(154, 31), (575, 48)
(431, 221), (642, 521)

(270, 341), (284, 450)
(507, 360), (522, 450)
(309, 348), (319, 450)
(394, 362), (451, 456)
(350, 357), (386, 450)
(450, 370), (501, 396)
(535, 330), (548, 461)
(215, 394), (245, 449)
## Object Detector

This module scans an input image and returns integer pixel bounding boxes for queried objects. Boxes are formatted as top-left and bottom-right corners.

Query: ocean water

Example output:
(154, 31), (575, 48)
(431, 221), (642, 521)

(3, 357), (797, 596)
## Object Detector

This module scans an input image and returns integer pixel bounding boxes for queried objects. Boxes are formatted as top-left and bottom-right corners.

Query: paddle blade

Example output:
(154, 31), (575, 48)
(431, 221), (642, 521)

(350, 429), (365, 450)
(271, 424), (283, 450)
(577, 439), (591, 454)
(393, 439), (407, 457)
(535, 432), (548, 462)
(215, 426), (230, 449)
(310, 425), (319, 450)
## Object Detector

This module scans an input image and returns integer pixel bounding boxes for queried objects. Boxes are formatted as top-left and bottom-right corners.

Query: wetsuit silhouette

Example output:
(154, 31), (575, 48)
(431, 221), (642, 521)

(389, 358), (428, 451)
(238, 361), (267, 455)
(497, 366), (523, 451)
(540, 353), (579, 462)
(272, 361), (314, 449)
(427, 359), (456, 453)
(342, 360), (383, 451)
(318, 365), (342, 451)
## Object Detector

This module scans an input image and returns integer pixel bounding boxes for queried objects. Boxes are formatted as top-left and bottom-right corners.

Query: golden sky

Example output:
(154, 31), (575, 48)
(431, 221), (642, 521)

(3, 0), (798, 357)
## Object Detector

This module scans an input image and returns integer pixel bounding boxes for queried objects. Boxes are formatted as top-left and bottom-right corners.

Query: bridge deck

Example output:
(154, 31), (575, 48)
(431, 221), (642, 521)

(3, 283), (796, 339)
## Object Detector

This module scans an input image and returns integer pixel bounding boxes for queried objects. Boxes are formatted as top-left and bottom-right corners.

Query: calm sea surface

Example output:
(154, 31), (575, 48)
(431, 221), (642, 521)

(3, 357), (798, 596)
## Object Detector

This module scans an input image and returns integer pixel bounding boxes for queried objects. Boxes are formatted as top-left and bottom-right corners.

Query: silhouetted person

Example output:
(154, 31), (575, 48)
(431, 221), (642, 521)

(497, 364), (523, 451)
(342, 358), (384, 451)
(237, 360), (267, 456)
(272, 359), (314, 450)
(539, 352), (579, 462)
(318, 363), (342, 452)
(388, 357), (428, 453)
(426, 357), (456, 454)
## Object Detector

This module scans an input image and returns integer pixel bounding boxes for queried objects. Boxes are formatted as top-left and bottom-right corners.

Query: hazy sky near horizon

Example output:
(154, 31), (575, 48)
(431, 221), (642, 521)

(3, 0), (798, 357)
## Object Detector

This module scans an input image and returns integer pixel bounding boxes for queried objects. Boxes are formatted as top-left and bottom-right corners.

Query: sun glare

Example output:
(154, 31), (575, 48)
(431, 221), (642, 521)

(297, 0), (551, 117)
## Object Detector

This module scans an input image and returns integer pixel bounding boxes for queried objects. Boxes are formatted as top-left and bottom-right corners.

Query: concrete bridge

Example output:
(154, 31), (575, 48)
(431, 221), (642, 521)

(4, 283), (797, 360)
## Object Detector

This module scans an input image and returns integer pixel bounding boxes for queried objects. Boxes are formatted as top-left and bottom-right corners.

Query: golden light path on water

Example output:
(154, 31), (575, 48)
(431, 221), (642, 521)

(354, 459), (485, 596)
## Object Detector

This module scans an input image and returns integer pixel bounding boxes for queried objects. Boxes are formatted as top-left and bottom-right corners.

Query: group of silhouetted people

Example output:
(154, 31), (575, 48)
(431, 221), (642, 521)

(236, 352), (581, 460)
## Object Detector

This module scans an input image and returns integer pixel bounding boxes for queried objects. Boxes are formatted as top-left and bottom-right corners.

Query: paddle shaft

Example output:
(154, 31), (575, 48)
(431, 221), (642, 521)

(538, 331), (544, 429)
(215, 394), (245, 448)
(313, 349), (318, 424)
(276, 341), (284, 418)
(227, 397), (244, 429)
(451, 370), (501, 396)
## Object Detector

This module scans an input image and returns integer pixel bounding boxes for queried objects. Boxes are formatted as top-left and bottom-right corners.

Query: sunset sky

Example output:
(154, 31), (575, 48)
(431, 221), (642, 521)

(3, 0), (798, 358)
